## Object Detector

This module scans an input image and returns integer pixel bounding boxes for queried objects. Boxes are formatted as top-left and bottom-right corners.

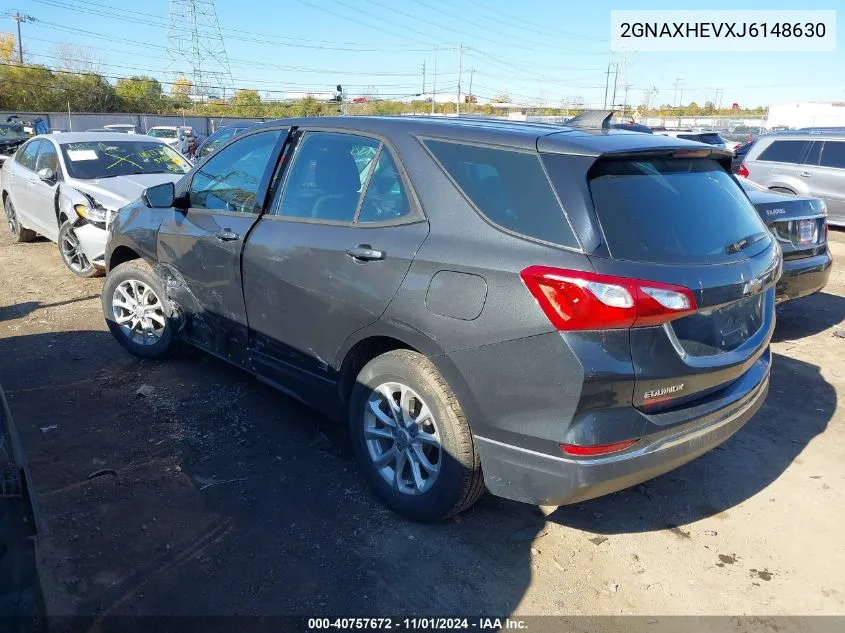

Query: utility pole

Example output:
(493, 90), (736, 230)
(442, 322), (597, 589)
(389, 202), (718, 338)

(468, 67), (475, 109)
(422, 61), (426, 95)
(431, 46), (437, 115)
(679, 80), (685, 107)
(611, 62), (619, 112)
(8, 11), (35, 63)
(603, 62), (613, 109)
(456, 43), (463, 116)
(620, 47), (628, 117)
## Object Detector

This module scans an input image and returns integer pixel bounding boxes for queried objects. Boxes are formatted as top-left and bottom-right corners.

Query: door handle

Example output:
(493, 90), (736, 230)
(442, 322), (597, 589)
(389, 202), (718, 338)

(215, 229), (240, 242)
(800, 171), (811, 177)
(346, 244), (386, 261)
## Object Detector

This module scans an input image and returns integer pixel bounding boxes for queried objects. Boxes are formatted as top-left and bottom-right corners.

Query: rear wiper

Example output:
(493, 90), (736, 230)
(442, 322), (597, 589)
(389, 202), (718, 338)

(725, 232), (769, 254)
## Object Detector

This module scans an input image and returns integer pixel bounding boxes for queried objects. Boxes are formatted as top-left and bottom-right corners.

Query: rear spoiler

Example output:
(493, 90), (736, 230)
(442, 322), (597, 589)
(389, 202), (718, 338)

(595, 147), (735, 172)
(566, 110), (614, 129)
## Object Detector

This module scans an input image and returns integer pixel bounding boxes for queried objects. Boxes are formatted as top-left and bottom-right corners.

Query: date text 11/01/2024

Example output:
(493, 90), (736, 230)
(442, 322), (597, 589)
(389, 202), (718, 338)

(307, 618), (528, 630)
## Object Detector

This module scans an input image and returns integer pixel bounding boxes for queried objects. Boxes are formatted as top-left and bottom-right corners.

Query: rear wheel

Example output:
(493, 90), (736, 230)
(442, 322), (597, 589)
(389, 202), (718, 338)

(4, 196), (36, 243)
(349, 350), (485, 522)
(58, 220), (100, 278)
(102, 260), (174, 359)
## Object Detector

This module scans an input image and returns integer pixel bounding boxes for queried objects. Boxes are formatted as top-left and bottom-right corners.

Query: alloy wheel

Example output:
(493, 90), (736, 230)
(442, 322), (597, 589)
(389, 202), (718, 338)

(364, 382), (442, 495)
(111, 279), (167, 346)
(60, 226), (91, 273)
(4, 198), (18, 237)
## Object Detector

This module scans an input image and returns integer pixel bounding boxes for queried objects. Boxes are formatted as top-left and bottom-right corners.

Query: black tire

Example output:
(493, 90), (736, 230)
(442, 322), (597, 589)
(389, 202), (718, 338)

(349, 350), (485, 522)
(57, 220), (101, 278)
(102, 260), (174, 359)
(3, 196), (36, 243)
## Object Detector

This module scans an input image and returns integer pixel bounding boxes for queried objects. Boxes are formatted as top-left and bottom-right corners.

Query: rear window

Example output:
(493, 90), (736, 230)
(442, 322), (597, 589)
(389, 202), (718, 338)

(679, 133), (724, 145)
(424, 140), (578, 248)
(757, 140), (808, 164)
(587, 158), (768, 264)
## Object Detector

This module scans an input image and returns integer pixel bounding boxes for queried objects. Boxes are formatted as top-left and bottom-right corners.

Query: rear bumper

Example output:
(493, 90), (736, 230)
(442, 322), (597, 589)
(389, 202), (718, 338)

(776, 250), (832, 303)
(474, 350), (770, 506)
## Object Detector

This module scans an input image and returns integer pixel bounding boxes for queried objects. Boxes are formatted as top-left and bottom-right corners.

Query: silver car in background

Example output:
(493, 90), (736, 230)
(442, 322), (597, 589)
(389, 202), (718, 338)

(740, 130), (845, 227)
(1, 132), (192, 277)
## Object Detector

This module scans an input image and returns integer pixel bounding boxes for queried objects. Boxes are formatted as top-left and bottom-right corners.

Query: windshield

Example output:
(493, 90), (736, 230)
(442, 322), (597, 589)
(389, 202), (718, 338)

(0, 124), (28, 139)
(586, 157), (768, 264)
(147, 128), (177, 139)
(60, 141), (191, 179)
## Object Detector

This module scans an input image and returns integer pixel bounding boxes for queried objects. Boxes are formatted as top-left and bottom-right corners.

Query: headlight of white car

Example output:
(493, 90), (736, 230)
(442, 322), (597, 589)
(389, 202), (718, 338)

(73, 203), (108, 224)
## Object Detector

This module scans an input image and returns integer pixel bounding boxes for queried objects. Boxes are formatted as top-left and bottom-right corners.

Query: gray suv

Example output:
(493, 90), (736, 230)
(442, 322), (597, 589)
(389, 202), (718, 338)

(101, 116), (778, 521)
(741, 131), (845, 226)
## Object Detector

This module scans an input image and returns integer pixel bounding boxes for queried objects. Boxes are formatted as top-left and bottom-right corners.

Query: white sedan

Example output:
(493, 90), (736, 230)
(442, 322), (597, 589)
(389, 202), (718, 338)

(1, 132), (191, 277)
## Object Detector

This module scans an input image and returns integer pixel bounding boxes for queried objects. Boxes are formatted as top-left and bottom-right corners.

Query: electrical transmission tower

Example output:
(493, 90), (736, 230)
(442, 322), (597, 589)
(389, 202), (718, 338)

(166, 0), (235, 101)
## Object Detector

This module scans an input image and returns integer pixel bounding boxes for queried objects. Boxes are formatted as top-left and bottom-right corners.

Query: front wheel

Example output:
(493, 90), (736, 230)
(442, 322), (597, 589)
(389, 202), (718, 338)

(102, 260), (174, 359)
(349, 350), (485, 522)
(58, 220), (100, 278)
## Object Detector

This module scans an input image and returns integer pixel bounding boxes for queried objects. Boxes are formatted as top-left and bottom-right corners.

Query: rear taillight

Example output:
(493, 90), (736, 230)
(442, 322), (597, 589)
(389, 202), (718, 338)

(737, 163), (750, 178)
(520, 266), (697, 331)
(561, 439), (639, 456)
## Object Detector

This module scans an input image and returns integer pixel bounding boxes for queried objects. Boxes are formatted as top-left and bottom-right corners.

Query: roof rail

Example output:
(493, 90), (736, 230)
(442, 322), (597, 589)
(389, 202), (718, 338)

(564, 110), (614, 129)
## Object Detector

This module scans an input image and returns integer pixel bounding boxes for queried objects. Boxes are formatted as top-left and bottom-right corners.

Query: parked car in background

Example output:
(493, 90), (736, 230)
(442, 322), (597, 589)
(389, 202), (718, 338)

(656, 129), (729, 149)
(732, 139), (756, 173)
(739, 130), (845, 227)
(103, 124), (138, 134)
(195, 124), (254, 159)
(101, 116), (777, 521)
(0, 382), (44, 629)
(0, 122), (30, 164)
(145, 126), (181, 150)
(739, 178), (831, 302)
(1, 133), (192, 277)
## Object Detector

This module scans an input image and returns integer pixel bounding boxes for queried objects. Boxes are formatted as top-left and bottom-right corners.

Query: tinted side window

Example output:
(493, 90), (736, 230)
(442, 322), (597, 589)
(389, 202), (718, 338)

(189, 130), (281, 213)
(276, 132), (379, 222)
(35, 142), (59, 173)
(357, 149), (410, 223)
(803, 141), (822, 166)
(757, 140), (808, 164)
(820, 141), (845, 169)
(424, 140), (578, 248)
(16, 141), (41, 170)
(199, 128), (236, 158)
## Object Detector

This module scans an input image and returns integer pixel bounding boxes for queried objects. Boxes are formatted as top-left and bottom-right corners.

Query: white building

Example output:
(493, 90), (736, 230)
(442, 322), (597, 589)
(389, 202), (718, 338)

(766, 101), (845, 129)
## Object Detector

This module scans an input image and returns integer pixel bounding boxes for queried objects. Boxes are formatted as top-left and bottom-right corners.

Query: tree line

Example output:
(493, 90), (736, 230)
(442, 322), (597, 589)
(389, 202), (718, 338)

(0, 35), (767, 120)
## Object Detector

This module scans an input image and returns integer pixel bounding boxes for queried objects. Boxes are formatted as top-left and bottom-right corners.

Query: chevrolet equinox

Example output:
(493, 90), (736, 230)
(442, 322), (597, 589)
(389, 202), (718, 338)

(101, 115), (780, 521)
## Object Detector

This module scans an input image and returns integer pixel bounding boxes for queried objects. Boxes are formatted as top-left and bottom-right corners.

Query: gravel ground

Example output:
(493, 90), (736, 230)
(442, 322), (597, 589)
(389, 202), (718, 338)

(0, 228), (843, 622)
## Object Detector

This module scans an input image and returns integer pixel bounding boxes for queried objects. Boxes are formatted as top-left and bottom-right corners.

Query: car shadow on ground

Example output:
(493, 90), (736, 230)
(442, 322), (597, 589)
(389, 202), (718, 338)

(0, 327), (835, 619)
(0, 331), (536, 620)
(546, 351), (834, 535)
(773, 291), (845, 342)
(0, 296), (100, 323)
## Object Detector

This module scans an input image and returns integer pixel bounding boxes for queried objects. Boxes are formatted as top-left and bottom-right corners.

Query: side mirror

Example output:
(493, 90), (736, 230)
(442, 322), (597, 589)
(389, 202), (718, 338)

(143, 182), (175, 208)
(37, 167), (55, 183)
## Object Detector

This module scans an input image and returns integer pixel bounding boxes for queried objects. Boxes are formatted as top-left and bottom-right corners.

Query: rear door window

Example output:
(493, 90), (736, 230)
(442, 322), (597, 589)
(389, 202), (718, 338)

(423, 139), (578, 249)
(757, 140), (808, 164)
(586, 158), (768, 264)
(819, 141), (845, 169)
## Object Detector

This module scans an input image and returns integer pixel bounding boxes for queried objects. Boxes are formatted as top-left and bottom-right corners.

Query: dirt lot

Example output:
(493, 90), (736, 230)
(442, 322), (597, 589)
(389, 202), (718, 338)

(0, 227), (844, 622)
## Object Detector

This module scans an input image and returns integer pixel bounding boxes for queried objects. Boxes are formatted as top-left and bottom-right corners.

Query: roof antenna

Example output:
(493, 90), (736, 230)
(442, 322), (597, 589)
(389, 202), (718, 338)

(565, 110), (615, 129)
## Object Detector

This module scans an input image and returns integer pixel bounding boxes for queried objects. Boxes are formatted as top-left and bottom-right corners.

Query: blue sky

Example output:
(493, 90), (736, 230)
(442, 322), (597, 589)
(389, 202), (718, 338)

(3, 0), (843, 108)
